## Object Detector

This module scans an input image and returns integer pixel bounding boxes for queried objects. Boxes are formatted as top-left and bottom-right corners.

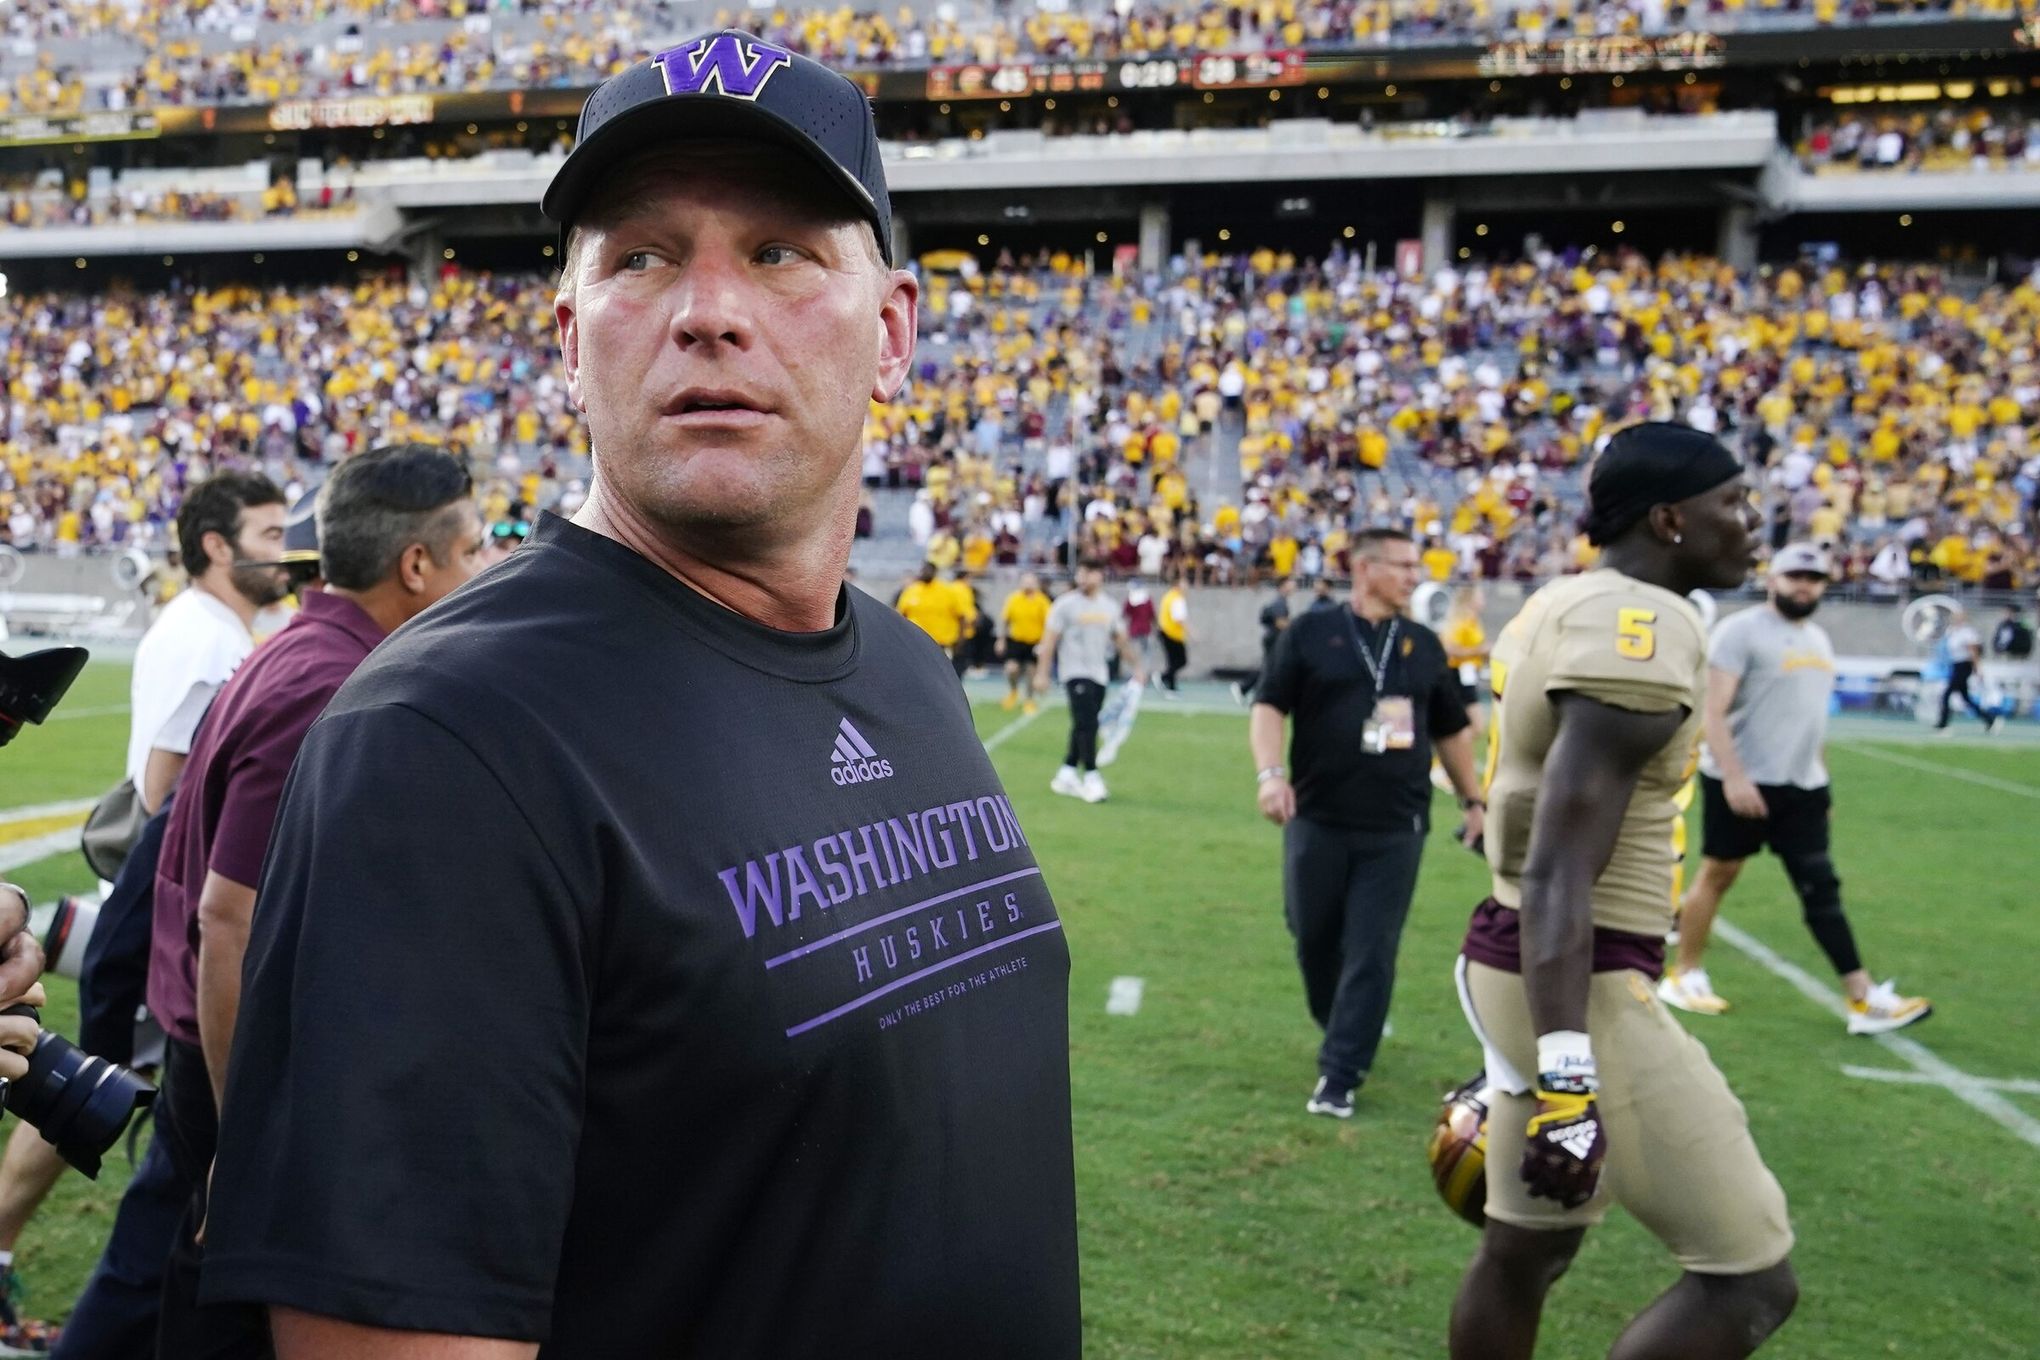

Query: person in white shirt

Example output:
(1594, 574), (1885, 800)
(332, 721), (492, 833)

(127, 472), (292, 814)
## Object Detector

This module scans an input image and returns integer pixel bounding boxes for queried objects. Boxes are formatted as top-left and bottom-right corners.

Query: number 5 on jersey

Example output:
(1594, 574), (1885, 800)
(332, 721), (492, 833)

(1616, 608), (1657, 661)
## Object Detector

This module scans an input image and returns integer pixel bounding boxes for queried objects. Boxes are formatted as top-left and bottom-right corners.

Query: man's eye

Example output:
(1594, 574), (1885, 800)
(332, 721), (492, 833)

(758, 245), (804, 266)
(621, 251), (655, 272)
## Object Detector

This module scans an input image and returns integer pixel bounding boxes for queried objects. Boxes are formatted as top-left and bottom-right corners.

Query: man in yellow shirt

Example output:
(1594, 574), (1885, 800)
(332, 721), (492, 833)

(998, 572), (1050, 713)
(895, 564), (969, 675)
(1158, 574), (1191, 692)
(1421, 537), (1458, 582)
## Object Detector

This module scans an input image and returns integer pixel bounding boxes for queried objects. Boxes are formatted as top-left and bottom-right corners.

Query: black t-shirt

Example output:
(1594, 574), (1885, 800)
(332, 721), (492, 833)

(201, 516), (1080, 1357)
(1257, 605), (1469, 835)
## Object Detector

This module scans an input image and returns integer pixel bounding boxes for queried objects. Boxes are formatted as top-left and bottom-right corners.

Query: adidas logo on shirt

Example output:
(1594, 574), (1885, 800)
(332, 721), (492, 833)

(829, 718), (895, 786)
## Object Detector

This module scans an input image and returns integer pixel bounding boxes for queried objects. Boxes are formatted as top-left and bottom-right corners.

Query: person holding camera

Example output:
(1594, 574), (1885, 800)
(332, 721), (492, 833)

(202, 34), (1079, 1360)
(141, 446), (482, 1357)
(1247, 528), (1485, 1118)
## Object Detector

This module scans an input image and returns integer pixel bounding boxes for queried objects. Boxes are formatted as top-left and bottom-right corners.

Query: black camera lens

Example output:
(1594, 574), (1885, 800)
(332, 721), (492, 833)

(0, 1007), (155, 1180)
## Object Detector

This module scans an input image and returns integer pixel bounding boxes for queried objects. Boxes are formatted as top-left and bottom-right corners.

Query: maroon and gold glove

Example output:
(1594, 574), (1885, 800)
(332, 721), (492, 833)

(1520, 1034), (1606, 1209)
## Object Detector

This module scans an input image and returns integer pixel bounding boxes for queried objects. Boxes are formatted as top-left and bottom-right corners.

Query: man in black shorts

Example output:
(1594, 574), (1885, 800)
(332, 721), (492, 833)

(201, 32), (1079, 1359)
(1663, 543), (1930, 1034)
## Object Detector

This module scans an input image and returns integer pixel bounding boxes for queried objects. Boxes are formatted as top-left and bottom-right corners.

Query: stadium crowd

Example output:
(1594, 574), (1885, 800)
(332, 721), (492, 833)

(0, 0), (2027, 114)
(1801, 106), (2040, 173)
(0, 270), (581, 558)
(4, 247), (2037, 597)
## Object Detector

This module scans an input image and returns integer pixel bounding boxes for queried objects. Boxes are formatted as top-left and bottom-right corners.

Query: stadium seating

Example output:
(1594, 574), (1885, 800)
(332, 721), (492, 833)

(0, 0), (2026, 113)
(6, 249), (2033, 597)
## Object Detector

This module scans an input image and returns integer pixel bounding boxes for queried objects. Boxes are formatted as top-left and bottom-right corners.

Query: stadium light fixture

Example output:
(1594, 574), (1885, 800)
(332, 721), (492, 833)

(1107, 97), (1119, 108)
(939, 104), (951, 114)
(466, 123), (478, 135)
(1476, 224), (1489, 237)
(516, 121), (528, 132)
(73, 258), (86, 270)
(1385, 84), (1397, 97)
(999, 101), (1010, 112)
(1203, 92), (1214, 104)
(443, 248), (456, 260)
(1612, 75), (1625, 88)
(1489, 80), (1501, 93)
(977, 235), (990, 246)
(542, 245), (555, 258)
(1043, 99), (1056, 110)
(1095, 232), (1108, 244)
(1457, 247), (1470, 260)
(1685, 72), (1698, 85)
(1560, 77), (1572, 90)
(1269, 90), (1280, 102)
(346, 250), (360, 262)
(1342, 227), (1355, 239)
(1899, 214), (1913, 227)
(1218, 229), (1232, 242)
(1611, 221), (1626, 234)
(1318, 87), (1329, 99)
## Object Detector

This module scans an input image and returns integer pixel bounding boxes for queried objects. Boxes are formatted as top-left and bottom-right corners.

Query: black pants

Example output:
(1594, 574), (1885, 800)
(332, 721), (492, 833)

(1160, 636), (1187, 690)
(1282, 818), (1426, 1092)
(1937, 661), (1989, 728)
(156, 1039), (271, 1360)
(1699, 776), (1862, 977)
(1064, 679), (1105, 770)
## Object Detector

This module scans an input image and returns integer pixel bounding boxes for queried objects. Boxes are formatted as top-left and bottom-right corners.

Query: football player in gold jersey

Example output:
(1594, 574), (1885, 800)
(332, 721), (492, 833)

(1449, 424), (1798, 1360)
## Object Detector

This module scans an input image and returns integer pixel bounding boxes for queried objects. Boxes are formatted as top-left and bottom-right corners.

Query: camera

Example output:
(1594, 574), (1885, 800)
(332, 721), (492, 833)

(1, 645), (160, 1178)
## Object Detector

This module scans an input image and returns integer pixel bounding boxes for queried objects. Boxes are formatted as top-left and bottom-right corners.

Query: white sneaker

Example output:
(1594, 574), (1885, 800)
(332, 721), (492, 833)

(1081, 771), (1109, 804)
(1848, 979), (1932, 1035)
(1658, 966), (1729, 1015)
(1050, 766), (1083, 798)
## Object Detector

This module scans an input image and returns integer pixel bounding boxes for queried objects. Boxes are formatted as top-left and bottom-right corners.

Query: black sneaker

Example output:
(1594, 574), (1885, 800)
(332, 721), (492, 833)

(1305, 1077), (1354, 1119)
(0, 1267), (58, 1355)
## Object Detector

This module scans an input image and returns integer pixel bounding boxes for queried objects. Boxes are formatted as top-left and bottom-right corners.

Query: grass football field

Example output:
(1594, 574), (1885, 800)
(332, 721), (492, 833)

(3, 659), (2036, 1355)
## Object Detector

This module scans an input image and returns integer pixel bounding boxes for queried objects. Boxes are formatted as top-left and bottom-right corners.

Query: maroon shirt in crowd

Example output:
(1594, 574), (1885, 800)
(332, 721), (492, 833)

(148, 592), (388, 1048)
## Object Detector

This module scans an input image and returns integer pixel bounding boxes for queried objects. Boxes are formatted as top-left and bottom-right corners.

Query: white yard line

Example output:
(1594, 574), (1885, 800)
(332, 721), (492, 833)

(0, 797), (96, 825)
(982, 704), (1049, 752)
(0, 829), (83, 875)
(1841, 1065), (2040, 1098)
(45, 704), (130, 722)
(1835, 742), (2040, 801)
(1713, 918), (2040, 1151)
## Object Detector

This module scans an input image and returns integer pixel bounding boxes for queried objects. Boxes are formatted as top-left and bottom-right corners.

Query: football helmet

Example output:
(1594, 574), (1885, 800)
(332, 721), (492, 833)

(1427, 1071), (1493, 1227)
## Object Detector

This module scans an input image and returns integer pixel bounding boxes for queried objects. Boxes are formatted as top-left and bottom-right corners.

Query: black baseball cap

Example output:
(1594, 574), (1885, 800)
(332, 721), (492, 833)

(542, 29), (892, 265)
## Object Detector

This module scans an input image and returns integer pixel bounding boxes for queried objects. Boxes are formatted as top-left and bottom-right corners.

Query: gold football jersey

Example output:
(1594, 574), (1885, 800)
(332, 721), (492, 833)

(1483, 570), (1706, 937)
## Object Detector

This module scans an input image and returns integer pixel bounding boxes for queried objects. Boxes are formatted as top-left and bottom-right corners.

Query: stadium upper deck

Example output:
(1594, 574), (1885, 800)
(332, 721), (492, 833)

(0, 0), (2032, 114)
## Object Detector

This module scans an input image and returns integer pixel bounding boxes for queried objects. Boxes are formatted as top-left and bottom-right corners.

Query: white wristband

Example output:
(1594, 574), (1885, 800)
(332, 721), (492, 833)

(1536, 1030), (1596, 1079)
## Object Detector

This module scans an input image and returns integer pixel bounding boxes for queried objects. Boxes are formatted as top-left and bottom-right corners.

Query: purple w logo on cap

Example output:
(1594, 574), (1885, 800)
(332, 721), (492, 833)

(654, 33), (793, 102)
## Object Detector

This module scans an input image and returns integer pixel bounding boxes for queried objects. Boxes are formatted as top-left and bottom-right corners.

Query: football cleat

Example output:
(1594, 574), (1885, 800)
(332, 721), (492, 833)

(1050, 766), (1083, 798)
(1080, 771), (1109, 804)
(1306, 1077), (1355, 1119)
(1658, 966), (1730, 1016)
(1847, 980), (1932, 1035)
(1426, 1073), (1491, 1226)
(1000, 691), (1018, 711)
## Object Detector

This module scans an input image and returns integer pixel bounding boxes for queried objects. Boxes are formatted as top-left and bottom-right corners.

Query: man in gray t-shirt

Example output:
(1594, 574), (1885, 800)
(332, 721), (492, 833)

(1662, 543), (1931, 1036)
(1033, 561), (1144, 804)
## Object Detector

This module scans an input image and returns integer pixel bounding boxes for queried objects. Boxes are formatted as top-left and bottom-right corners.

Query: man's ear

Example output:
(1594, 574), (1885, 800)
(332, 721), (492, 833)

(871, 269), (921, 404)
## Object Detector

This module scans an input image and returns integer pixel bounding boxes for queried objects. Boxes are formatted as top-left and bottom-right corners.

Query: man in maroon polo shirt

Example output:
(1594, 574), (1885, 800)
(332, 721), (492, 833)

(147, 445), (483, 1357)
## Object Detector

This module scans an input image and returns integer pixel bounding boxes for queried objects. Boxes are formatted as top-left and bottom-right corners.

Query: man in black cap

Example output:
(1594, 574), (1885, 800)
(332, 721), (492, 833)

(201, 32), (1080, 1360)
(1449, 423), (1799, 1360)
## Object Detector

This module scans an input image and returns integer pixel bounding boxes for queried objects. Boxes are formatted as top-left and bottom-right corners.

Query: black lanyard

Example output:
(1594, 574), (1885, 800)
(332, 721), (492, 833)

(1342, 610), (1397, 693)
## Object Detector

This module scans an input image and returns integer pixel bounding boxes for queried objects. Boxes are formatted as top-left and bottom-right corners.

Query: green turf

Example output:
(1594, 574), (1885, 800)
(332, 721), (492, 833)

(2, 667), (2035, 1353)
